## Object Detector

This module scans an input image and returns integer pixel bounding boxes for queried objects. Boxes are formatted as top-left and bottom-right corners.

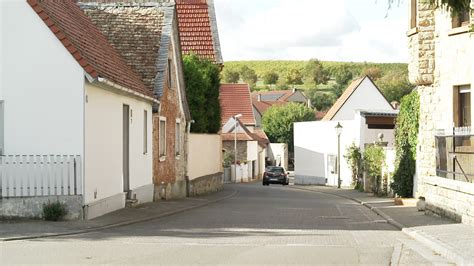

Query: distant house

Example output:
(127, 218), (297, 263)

(80, 1), (192, 200)
(220, 84), (269, 181)
(176, 0), (223, 65)
(0, 0), (158, 219)
(294, 76), (397, 186)
(408, 1), (474, 224)
(252, 89), (312, 126)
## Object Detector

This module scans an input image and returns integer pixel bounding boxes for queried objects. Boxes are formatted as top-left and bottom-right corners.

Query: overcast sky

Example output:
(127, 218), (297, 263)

(214, 0), (409, 63)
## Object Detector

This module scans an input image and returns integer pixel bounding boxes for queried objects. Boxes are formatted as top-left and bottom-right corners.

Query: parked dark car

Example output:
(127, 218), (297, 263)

(262, 166), (289, 186)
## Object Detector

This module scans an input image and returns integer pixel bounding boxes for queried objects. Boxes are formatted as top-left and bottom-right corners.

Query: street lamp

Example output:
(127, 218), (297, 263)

(233, 114), (242, 183)
(335, 122), (343, 189)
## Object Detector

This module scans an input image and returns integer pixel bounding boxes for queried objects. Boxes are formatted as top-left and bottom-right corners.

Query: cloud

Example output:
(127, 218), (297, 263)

(214, 0), (409, 63)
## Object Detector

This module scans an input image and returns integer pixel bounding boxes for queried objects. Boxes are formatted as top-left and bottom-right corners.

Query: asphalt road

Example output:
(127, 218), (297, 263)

(0, 183), (448, 265)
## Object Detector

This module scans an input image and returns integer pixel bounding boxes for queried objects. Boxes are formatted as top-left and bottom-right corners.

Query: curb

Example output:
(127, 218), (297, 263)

(403, 227), (469, 265)
(1, 189), (238, 242)
(290, 186), (404, 230)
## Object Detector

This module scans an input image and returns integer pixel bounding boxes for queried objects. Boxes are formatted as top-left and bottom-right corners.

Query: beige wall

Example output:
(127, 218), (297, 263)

(188, 134), (222, 180)
(84, 82), (153, 204)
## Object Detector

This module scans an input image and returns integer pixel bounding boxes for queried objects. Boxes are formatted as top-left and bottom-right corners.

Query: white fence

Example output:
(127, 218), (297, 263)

(0, 155), (82, 198)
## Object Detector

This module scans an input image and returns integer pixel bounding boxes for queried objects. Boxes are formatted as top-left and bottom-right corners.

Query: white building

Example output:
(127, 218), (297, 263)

(0, 1), (156, 219)
(294, 76), (397, 186)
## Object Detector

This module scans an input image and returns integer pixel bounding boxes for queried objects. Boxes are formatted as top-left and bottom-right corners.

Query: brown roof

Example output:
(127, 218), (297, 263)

(322, 77), (366, 121)
(28, 0), (152, 98)
(176, 0), (223, 64)
(251, 90), (302, 116)
(220, 84), (256, 125)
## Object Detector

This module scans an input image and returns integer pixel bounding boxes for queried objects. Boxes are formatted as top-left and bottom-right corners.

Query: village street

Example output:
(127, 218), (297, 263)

(0, 183), (450, 265)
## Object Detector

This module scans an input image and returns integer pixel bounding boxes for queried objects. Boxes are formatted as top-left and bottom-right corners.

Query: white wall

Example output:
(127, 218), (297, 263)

(247, 140), (258, 161)
(1, 1), (85, 156)
(188, 134), (222, 180)
(84, 83), (153, 204)
(294, 120), (360, 186)
(333, 78), (393, 121)
(268, 143), (288, 169)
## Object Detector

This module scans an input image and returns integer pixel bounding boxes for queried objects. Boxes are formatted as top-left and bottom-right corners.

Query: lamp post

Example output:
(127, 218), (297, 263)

(335, 122), (343, 188)
(233, 114), (242, 183)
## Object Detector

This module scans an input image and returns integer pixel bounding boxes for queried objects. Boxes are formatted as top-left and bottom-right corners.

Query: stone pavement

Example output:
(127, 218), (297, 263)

(292, 185), (474, 265)
(0, 188), (236, 241)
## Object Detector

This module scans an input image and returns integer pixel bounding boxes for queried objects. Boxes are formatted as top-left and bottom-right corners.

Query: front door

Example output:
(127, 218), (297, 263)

(123, 105), (130, 195)
(327, 154), (337, 186)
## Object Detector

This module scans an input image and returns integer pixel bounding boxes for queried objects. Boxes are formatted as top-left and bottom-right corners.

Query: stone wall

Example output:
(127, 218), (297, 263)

(222, 140), (247, 163)
(0, 196), (83, 220)
(410, 0), (474, 223)
(188, 172), (223, 197)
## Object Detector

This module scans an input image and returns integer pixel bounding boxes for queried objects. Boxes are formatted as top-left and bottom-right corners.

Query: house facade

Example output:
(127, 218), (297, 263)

(408, 0), (474, 224)
(80, 1), (192, 200)
(0, 0), (156, 219)
(220, 84), (269, 181)
(294, 76), (397, 187)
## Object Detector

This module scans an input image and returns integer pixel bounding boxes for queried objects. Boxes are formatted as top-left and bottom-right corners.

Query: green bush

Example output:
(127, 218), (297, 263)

(43, 201), (68, 221)
(363, 144), (385, 194)
(391, 90), (419, 197)
(344, 143), (363, 188)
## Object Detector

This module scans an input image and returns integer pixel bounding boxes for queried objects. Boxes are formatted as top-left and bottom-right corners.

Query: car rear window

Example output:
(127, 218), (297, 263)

(267, 167), (284, 173)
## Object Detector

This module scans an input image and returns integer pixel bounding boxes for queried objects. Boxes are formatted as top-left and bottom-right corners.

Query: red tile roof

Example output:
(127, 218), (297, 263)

(176, 0), (221, 63)
(27, 0), (152, 98)
(219, 84), (256, 126)
(251, 90), (302, 116)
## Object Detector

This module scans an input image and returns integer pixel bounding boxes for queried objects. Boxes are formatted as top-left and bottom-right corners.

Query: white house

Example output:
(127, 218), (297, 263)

(294, 76), (397, 186)
(0, 0), (156, 219)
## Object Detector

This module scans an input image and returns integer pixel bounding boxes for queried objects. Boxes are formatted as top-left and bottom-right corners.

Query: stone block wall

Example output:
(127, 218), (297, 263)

(222, 140), (247, 163)
(188, 172), (223, 197)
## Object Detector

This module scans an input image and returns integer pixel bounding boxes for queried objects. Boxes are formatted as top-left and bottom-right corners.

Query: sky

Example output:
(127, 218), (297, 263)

(213, 0), (409, 63)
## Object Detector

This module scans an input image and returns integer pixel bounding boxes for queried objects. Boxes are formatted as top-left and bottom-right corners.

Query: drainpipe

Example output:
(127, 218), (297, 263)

(185, 120), (195, 197)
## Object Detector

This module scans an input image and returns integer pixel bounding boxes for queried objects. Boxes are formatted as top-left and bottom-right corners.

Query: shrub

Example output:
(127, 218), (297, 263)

(391, 90), (419, 197)
(223, 152), (235, 168)
(344, 143), (363, 188)
(363, 144), (385, 195)
(43, 201), (68, 221)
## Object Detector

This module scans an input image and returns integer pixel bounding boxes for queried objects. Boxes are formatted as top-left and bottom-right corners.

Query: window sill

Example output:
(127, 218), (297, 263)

(159, 156), (166, 162)
(406, 27), (418, 37)
(448, 25), (470, 36)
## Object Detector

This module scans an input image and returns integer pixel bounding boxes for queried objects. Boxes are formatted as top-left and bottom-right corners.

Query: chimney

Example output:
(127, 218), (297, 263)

(292, 88), (296, 93)
(257, 94), (261, 102)
(391, 101), (400, 110)
(307, 98), (312, 108)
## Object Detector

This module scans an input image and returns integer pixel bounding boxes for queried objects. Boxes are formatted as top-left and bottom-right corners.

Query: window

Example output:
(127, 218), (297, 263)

(410, 0), (417, 29)
(453, 85), (471, 127)
(159, 117), (166, 158)
(168, 58), (173, 88)
(143, 110), (148, 154)
(452, 9), (470, 28)
(175, 120), (181, 157)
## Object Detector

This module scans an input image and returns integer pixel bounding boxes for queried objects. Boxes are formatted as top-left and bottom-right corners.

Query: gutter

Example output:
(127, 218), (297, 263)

(96, 77), (159, 104)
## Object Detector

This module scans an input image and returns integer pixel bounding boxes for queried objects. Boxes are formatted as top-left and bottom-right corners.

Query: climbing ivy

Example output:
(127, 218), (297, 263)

(391, 91), (420, 197)
(344, 143), (363, 189)
(363, 145), (386, 195)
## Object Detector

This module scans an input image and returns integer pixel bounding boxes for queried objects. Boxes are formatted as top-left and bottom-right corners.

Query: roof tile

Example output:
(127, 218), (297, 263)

(220, 84), (256, 126)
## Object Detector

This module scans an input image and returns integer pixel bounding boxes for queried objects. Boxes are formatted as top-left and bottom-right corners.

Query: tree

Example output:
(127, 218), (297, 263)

(284, 68), (303, 85)
(222, 68), (240, 83)
(262, 71), (279, 85)
(183, 54), (221, 133)
(262, 103), (315, 151)
(363, 66), (382, 81)
(240, 66), (258, 88)
(376, 74), (414, 103)
(304, 59), (329, 86)
(306, 89), (336, 111)
(332, 64), (353, 86)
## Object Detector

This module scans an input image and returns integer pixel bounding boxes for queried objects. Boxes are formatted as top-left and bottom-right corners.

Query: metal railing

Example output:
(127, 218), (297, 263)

(0, 155), (82, 198)
(436, 127), (474, 183)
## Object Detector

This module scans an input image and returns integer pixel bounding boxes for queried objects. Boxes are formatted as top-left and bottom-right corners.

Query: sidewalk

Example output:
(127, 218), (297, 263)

(293, 185), (474, 265)
(0, 188), (236, 241)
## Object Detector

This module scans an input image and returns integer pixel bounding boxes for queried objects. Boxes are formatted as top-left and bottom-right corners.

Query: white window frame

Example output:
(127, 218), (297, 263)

(175, 119), (181, 158)
(159, 117), (167, 161)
